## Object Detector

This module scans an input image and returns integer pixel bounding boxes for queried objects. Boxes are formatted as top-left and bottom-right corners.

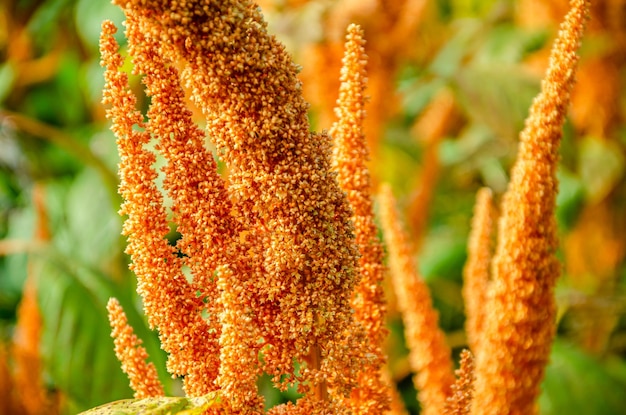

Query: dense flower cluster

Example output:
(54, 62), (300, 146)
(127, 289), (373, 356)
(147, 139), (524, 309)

(106, 298), (164, 399)
(472, 2), (590, 413)
(99, 0), (589, 414)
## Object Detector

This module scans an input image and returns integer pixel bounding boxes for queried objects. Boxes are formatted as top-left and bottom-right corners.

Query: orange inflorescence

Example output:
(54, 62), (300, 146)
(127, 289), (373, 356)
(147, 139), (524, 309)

(106, 298), (164, 399)
(98, 0), (592, 412)
(302, 0), (428, 158)
(215, 265), (265, 414)
(329, 24), (391, 414)
(382, 367), (410, 415)
(102, 0), (368, 411)
(100, 21), (218, 397)
(444, 350), (475, 415)
(124, 12), (264, 410)
(118, 0), (362, 397)
(13, 184), (52, 415)
(379, 185), (454, 415)
(471, 1), (590, 414)
(13, 276), (47, 415)
(462, 188), (494, 355)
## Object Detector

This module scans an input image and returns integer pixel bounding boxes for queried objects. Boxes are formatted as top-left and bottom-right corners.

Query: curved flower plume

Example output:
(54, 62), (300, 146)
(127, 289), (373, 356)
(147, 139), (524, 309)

(134, 11), (268, 409)
(106, 298), (164, 399)
(443, 350), (474, 415)
(463, 188), (494, 355)
(378, 185), (454, 415)
(103, 0), (366, 412)
(471, 1), (590, 414)
(97, 0), (592, 413)
(100, 21), (218, 397)
(329, 24), (391, 414)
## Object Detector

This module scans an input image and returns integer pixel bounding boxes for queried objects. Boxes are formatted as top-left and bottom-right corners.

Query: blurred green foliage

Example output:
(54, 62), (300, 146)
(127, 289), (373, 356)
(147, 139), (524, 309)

(0, 0), (625, 414)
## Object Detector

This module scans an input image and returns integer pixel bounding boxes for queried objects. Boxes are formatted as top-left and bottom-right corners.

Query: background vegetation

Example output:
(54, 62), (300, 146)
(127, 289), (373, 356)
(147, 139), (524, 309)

(0, 0), (625, 413)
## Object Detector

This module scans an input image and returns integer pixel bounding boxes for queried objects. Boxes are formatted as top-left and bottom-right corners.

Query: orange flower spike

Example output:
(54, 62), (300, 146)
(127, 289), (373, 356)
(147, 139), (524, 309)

(12, 184), (51, 415)
(462, 188), (494, 355)
(124, 14), (265, 408)
(382, 367), (410, 415)
(215, 265), (265, 413)
(379, 185), (454, 415)
(471, 1), (590, 414)
(100, 21), (215, 396)
(111, 0), (362, 406)
(13, 276), (47, 415)
(124, 13), (227, 296)
(106, 298), (164, 399)
(444, 350), (475, 415)
(329, 24), (390, 414)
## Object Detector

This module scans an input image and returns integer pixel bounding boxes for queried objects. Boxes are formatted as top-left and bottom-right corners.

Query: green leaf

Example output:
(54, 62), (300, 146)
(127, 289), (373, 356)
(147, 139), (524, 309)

(449, 0), (499, 18)
(0, 62), (16, 103)
(0, 207), (35, 305)
(26, 0), (74, 50)
(55, 52), (89, 126)
(540, 340), (626, 415)
(556, 168), (584, 231)
(455, 63), (539, 141)
(400, 77), (447, 118)
(420, 233), (467, 283)
(74, 0), (126, 52)
(430, 20), (481, 79)
(472, 24), (548, 66)
(79, 393), (222, 415)
(56, 168), (122, 269)
(36, 248), (169, 411)
(37, 253), (129, 410)
(578, 136), (625, 204)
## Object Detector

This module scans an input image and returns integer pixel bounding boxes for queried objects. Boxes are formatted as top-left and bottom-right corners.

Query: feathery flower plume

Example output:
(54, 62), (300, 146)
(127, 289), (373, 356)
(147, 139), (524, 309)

(103, 12), (265, 410)
(378, 184), (454, 415)
(119, 0), (362, 405)
(303, 0), (427, 157)
(462, 188), (494, 355)
(329, 24), (390, 414)
(102, 0), (369, 411)
(444, 350), (475, 415)
(13, 184), (54, 415)
(13, 276), (47, 415)
(100, 21), (217, 397)
(382, 368), (410, 415)
(471, 1), (590, 414)
(106, 298), (164, 399)
(215, 265), (264, 413)
(125, 12), (265, 410)
(97, 0), (592, 413)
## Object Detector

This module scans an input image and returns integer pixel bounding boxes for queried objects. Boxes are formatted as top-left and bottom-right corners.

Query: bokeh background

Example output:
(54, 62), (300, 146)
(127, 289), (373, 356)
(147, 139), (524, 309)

(1, 0), (625, 413)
